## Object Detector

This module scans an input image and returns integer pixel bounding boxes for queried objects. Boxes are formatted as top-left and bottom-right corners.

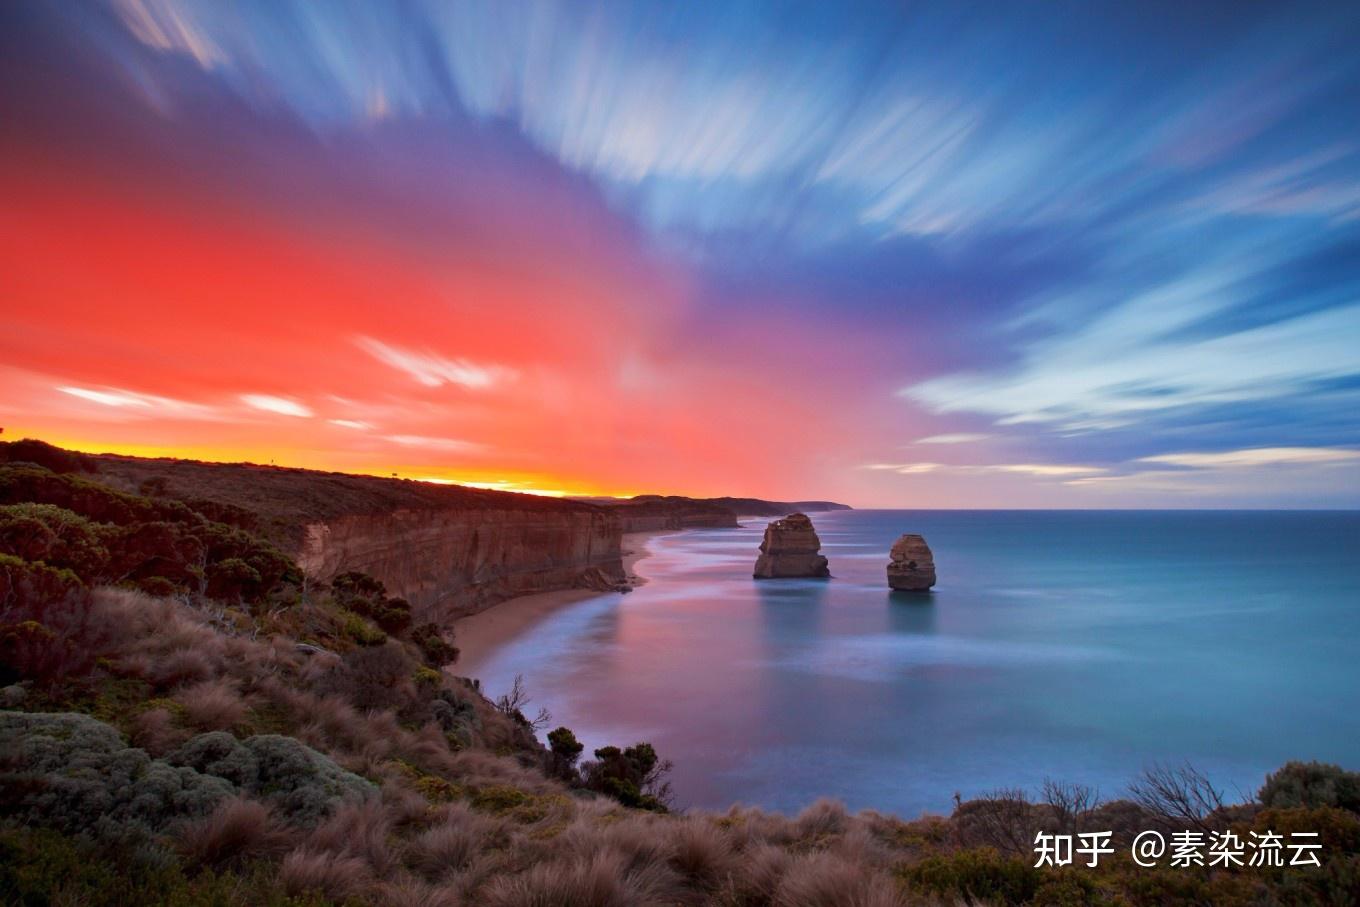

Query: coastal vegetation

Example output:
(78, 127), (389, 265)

(1, 441), (1357, 905)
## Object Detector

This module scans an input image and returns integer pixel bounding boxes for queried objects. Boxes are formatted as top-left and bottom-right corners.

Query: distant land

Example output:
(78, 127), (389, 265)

(0, 439), (847, 619)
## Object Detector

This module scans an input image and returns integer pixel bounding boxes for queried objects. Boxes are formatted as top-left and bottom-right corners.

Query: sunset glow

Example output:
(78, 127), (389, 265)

(3, 1), (1359, 507)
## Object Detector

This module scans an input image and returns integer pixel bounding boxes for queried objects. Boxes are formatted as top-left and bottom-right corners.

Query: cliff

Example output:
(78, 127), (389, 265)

(83, 453), (626, 620)
(575, 494), (851, 530)
(587, 495), (741, 532)
(705, 497), (851, 517)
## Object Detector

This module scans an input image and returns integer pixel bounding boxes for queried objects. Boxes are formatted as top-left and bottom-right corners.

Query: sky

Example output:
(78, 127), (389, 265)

(2, 0), (1359, 507)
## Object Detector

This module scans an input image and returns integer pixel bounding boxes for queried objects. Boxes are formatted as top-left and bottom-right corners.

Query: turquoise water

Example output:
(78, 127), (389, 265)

(461, 510), (1360, 816)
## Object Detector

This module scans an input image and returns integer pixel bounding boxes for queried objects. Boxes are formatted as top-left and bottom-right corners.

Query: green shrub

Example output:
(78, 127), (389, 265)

(411, 622), (459, 667)
(900, 847), (1041, 905)
(339, 610), (386, 647)
(168, 731), (377, 826)
(1260, 761), (1360, 813)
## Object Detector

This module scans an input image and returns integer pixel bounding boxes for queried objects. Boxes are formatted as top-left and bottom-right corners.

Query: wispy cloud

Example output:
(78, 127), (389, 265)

(356, 337), (513, 390)
(384, 434), (485, 453)
(914, 433), (990, 445)
(863, 461), (1106, 478)
(241, 394), (313, 418)
(1138, 447), (1360, 469)
(327, 419), (372, 430)
(58, 385), (214, 418)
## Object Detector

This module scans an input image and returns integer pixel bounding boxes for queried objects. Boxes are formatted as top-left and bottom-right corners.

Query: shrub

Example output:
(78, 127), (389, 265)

(0, 558), (110, 686)
(900, 847), (1041, 905)
(548, 726), (585, 781)
(1260, 761), (1360, 813)
(317, 641), (416, 713)
(582, 743), (673, 811)
(0, 711), (233, 841)
(0, 503), (109, 580)
(0, 439), (96, 473)
(168, 731), (377, 826)
(340, 610), (387, 647)
(411, 622), (459, 667)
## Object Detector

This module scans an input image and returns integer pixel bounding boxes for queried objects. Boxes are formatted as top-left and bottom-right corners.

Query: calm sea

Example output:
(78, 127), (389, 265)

(460, 510), (1360, 816)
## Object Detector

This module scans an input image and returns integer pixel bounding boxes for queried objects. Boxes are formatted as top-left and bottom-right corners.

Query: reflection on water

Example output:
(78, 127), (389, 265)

(461, 510), (1360, 815)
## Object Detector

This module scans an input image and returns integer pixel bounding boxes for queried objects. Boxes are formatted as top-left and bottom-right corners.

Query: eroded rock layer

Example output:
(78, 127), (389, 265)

(887, 533), (936, 591)
(753, 512), (830, 578)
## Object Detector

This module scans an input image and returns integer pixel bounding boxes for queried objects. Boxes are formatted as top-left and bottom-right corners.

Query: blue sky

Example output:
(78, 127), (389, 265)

(3, 0), (1359, 506)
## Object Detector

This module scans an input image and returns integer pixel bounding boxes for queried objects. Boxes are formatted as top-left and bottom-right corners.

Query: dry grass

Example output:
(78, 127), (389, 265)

(178, 797), (290, 869)
(176, 678), (248, 731)
(67, 587), (943, 906)
(280, 848), (374, 902)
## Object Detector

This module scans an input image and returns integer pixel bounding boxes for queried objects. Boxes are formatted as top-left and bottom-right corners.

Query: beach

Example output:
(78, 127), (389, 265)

(454, 530), (674, 667)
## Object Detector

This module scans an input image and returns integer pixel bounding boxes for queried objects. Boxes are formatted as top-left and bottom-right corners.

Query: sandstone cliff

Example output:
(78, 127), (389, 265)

(887, 533), (936, 591)
(88, 454), (625, 620)
(753, 513), (830, 578)
(590, 495), (741, 532)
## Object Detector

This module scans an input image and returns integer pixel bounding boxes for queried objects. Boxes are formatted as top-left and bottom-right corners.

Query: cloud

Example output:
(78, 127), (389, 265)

(914, 433), (990, 445)
(356, 337), (513, 390)
(384, 435), (485, 453)
(241, 394), (313, 417)
(904, 287), (1360, 431)
(58, 385), (214, 418)
(863, 461), (1106, 478)
(1138, 447), (1360, 469)
(327, 419), (372, 430)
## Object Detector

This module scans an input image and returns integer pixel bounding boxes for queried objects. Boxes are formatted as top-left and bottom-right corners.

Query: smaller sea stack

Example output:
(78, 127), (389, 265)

(887, 534), (935, 591)
(753, 513), (830, 578)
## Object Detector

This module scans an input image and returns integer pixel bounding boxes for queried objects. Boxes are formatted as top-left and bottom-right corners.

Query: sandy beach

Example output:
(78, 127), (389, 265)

(454, 530), (675, 667)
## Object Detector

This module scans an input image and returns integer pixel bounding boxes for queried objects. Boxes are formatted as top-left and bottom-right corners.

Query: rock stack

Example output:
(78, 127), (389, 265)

(753, 513), (830, 578)
(887, 534), (935, 591)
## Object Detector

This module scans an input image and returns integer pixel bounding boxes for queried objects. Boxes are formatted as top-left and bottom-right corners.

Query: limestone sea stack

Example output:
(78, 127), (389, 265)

(753, 513), (830, 578)
(887, 534), (935, 591)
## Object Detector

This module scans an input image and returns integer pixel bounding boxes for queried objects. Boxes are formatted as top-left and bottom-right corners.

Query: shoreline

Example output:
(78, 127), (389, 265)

(454, 530), (675, 668)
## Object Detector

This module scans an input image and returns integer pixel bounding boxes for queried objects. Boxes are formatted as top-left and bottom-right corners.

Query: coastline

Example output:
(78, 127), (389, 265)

(454, 530), (674, 667)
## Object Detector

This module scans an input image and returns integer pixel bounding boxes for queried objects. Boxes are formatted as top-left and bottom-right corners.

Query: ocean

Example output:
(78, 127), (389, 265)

(459, 509), (1360, 817)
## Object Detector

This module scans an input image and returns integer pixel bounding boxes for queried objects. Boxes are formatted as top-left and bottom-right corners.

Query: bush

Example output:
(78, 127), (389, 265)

(411, 622), (459, 667)
(1260, 761), (1360, 813)
(900, 848), (1041, 905)
(0, 503), (109, 580)
(0, 439), (96, 473)
(582, 743), (673, 811)
(0, 711), (233, 842)
(168, 731), (377, 827)
(548, 726), (585, 781)
(0, 465), (297, 603)
(340, 610), (387, 647)
(332, 571), (412, 634)
(0, 556), (108, 686)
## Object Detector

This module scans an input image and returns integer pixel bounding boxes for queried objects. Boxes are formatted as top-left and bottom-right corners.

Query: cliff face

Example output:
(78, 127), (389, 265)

(86, 452), (626, 621)
(297, 507), (624, 620)
(597, 495), (741, 532)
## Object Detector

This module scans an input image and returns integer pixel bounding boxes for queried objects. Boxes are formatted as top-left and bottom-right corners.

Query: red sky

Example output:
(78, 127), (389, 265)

(5, 2), (1357, 509)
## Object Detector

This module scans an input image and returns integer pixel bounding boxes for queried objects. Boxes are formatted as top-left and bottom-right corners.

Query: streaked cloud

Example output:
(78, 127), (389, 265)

(327, 419), (372, 430)
(241, 394), (313, 418)
(58, 385), (214, 418)
(1139, 447), (1360, 469)
(384, 435), (485, 453)
(356, 337), (512, 390)
(863, 462), (1106, 478)
(914, 433), (990, 445)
